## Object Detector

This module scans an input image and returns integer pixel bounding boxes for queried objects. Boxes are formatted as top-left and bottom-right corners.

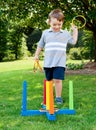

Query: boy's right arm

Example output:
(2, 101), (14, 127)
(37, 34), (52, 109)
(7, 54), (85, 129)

(34, 30), (45, 60)
(34, 47), (42, 60)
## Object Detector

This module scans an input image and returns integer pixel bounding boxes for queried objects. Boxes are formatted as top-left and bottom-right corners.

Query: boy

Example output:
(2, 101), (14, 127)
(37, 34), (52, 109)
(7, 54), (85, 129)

(34, 9), (78, 104)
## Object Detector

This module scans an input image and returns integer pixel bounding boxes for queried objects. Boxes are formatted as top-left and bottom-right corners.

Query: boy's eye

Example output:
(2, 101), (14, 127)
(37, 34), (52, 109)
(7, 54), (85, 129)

(53, 24), (61, 26)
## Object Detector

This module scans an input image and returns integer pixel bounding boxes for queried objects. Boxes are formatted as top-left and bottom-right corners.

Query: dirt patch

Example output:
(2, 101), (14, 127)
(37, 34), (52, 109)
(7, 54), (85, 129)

(65, 62), (96, 75)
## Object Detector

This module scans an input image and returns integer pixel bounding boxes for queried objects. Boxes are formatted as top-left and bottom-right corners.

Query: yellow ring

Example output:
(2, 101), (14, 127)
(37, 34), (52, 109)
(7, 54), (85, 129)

(72, 15), (86, 29)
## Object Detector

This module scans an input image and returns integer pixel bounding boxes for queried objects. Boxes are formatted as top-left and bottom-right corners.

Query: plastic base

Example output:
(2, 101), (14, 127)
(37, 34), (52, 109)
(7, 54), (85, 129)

(21, 109), (76, 121)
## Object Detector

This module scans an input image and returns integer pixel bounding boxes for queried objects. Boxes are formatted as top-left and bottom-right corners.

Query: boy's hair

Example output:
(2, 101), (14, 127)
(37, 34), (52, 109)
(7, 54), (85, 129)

(48, 9), (64, 22)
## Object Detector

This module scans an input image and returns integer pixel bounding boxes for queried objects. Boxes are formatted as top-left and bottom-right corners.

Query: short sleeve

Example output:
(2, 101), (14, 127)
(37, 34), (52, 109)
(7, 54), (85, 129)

(38, 31), (45, 48)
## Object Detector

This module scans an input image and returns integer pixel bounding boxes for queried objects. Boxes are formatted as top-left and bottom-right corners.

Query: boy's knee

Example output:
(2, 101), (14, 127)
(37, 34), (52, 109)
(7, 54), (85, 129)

(54, 79), (61, 84)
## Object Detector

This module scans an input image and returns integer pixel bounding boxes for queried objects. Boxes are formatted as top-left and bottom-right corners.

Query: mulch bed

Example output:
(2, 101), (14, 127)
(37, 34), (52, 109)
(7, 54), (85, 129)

(65, 62), (96, 75)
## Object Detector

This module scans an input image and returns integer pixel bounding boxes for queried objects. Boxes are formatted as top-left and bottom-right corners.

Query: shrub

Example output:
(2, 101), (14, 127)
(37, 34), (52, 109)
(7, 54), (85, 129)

(66, 62), (84, 70)
(69, 48), (81, 60)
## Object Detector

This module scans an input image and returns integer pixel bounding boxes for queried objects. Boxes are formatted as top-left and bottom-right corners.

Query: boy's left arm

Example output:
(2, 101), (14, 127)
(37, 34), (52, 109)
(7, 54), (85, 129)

(71, 25), (78, 44)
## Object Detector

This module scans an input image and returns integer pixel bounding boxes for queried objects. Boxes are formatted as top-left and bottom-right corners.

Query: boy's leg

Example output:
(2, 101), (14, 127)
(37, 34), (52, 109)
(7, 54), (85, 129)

(54, 79), (62, 97)
(53, 67), (65, 104)
(54, 79), (63, 104)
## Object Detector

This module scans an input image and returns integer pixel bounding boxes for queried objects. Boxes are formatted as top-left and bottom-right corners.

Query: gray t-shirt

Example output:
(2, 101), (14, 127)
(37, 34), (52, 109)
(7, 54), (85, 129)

(38, 28), (74, 68)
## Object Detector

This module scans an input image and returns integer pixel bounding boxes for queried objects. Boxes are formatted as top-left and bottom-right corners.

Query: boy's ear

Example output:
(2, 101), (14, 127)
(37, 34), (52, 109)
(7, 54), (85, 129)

(46, 19), (50, 25)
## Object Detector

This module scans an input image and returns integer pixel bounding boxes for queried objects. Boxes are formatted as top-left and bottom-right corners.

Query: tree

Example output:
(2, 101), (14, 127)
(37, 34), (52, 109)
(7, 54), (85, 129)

(0, 0), (96, 61)
(26, 29), (42, 53)
(0, 15), (8, 61)
(8, 25), (23, 60)
(81, 30), (94, 61)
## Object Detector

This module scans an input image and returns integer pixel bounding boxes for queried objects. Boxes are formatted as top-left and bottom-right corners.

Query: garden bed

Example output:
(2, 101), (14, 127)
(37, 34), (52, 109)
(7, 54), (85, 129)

(66, 62), (96, 75)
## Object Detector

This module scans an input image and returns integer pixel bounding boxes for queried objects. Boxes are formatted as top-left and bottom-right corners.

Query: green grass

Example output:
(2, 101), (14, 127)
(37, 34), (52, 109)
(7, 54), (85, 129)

(0, 59), (96, 130)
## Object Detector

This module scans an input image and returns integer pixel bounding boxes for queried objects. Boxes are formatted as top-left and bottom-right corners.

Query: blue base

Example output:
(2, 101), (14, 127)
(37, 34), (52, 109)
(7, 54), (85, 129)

(56, 109), (76, 114)
(46, 112), (56, 121)
(21, 109), (76, 120)
(21, 110), (46, 116)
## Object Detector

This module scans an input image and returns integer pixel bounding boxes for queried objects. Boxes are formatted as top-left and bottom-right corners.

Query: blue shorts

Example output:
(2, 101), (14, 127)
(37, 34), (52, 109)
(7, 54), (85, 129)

(44, 67), (65, 81)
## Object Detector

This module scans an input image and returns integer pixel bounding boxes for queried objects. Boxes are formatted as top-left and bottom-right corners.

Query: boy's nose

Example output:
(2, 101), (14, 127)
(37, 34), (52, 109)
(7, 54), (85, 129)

(56, 25), (59, 29)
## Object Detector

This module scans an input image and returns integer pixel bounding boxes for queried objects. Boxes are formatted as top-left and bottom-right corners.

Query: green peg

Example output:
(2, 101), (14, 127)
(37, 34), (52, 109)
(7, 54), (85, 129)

(69, 80), (74, 109)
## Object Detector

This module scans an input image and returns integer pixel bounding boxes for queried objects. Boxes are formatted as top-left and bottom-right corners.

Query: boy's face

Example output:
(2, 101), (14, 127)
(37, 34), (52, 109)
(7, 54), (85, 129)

(49, 17), (63, 32)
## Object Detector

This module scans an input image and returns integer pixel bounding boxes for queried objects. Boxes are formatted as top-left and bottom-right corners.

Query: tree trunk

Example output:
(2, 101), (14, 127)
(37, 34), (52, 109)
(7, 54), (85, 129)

(93, 31), (96, 62)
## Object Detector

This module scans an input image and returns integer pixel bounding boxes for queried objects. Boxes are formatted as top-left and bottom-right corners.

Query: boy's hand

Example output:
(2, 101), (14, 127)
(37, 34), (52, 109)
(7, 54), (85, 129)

(71, 23), (77, 31)
(33, 57), (43, 73)
(34, 55), (39, 61)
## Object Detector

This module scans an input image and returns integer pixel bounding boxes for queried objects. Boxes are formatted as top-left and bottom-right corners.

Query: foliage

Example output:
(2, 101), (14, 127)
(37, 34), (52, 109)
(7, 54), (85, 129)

(26, 29), (42, 53)
(68, 30), (94, 61)
(7, 26), (23, 59)
(69, 48), (81, 60)
(81, 30), (94, 61)
(0, 0), (96, 61)
(0, 18), (8, 61)
(66, 62), (84, 70)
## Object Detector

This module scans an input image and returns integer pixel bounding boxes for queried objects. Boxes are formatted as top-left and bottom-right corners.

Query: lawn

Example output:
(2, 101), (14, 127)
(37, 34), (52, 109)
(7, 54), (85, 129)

(0, 59), (96, 130)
